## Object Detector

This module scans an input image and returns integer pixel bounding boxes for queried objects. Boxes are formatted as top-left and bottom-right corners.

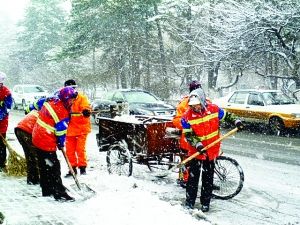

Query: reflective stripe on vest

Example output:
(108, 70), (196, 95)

(182, 128), (193, 133)
(31, 111), (39, 117)
(56, 129), (67, 136)
(188, 112), (218, 125)
(36, 102), (66, 136)
(37, 118), (56, 133)
(71, 114), (81, 117)
(197, 130), (219, 141)
(183, 112), (220, 142)
(183, 129), (219, 142)
(44, 102), (59, 123)
(33, 102), (40, 110)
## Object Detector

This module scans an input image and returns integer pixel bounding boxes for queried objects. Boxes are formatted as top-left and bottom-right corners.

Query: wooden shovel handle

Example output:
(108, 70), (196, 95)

(60, 147), (81, 190)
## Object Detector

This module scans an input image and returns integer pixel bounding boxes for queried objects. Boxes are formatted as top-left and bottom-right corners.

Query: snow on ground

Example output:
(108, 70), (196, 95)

(0, 115), (210, 225)
(1, 112), (300, 225)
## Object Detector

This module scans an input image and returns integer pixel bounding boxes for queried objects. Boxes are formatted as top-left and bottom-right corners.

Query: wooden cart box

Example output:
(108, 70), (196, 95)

(96, 116), (179, 155)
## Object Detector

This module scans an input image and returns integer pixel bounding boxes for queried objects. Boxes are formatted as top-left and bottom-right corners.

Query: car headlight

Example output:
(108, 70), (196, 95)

(291, 113), (300, 118)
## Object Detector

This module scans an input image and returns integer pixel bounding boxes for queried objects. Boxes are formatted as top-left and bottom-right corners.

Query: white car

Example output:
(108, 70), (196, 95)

(213, 89), (300, 134)
(12, 84), (49, 110)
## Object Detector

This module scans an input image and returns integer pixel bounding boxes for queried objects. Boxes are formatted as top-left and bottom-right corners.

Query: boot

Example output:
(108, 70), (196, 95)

(54, 192), (75, 202)
(42, 188), (54, 197)
(0, 166), (7, 173)
(27, 180), (39, 185)
(201, 205), (210, 212)
(79, 166), (86, 175)
(184, 202), (194, 210)
(65, 167), (77, 178)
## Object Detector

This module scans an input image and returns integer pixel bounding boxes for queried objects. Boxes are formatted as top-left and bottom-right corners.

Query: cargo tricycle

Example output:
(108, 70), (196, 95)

(96, 115), (244, 200)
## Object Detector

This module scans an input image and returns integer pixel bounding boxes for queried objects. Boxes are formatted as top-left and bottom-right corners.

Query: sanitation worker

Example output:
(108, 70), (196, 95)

(172, 80), (204, 187)
(0, 72), (13, 172)
(32, 86), (78, 201)
(181, 88), (243, 212)
(15, 96), (52, 184)
(15, 110), (40, 184)
(63, 79), (92, 177)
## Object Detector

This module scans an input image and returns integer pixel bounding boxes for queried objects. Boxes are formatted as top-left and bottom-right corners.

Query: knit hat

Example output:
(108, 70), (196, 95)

(64, 79), (77, 88)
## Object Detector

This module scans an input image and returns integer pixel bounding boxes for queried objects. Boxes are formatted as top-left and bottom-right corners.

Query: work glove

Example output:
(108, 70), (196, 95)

(235, 119), (244, 130)
(195, 142), (205, 154)
(82, 109), (91, 117)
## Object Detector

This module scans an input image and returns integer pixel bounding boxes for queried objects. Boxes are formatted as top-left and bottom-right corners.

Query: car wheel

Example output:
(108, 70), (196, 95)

(269, 117), (284, 135)
(21, 99), (27, 110)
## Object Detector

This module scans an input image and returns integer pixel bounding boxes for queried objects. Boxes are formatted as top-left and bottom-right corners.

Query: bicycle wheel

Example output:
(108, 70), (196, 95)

(212, 155), (244, 200)
(106, 141), (133, 176)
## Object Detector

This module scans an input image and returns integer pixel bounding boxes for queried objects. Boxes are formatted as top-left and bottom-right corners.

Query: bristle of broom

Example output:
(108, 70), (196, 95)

(6, 151), (27, 177)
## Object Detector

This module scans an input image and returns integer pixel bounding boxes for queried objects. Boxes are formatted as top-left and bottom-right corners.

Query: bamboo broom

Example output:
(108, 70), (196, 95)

(0, 134), (27, 176)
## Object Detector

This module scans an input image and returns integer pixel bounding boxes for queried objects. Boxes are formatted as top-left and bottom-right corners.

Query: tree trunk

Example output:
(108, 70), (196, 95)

(144, 13), (151, 91)
(119, 53), (127, 89)
(129, 41), (141, 88)
(154, 3), (169, 98)
(184, 2), (192, 83)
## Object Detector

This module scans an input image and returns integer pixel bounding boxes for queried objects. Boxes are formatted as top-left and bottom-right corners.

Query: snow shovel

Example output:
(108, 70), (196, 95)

(0, 134), (27, 177)
(154, 127), (239, 178)
(60, 147), (96, 199)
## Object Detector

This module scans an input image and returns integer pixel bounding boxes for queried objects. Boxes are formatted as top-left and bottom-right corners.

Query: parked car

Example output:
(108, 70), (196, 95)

(91, 89), (176, 124)
(12, 84), (49, 110)
(213, 89), (300, 134)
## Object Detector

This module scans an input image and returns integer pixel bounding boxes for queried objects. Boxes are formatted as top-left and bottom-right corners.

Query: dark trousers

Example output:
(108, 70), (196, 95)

(36, 149), (66, 197)
(0, 133), (6, 168)
(186, 158), (215, 207)
(14, 128), (40, 184)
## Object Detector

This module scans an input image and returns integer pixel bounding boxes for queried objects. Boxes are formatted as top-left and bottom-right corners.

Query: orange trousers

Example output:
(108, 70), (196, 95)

(66, 134), (88, 168)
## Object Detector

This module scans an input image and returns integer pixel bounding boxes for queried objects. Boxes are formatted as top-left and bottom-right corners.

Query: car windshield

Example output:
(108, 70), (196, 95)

(123, 91), (159, 103)
(262, 92), (294, 105)
(23, 86), (45, 93)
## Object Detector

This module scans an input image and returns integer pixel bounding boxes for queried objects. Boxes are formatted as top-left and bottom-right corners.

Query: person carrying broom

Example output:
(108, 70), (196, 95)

(14, 110), (40, 184)
(14, 97), (47, 182)
(0, 71), (13, 172)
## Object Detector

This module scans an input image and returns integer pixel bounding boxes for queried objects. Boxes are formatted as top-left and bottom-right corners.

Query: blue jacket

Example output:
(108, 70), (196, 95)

(0, 87), (13, 120)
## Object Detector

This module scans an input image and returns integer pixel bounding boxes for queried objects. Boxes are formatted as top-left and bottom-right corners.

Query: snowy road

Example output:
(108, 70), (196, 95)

(0, 110), (299, 225)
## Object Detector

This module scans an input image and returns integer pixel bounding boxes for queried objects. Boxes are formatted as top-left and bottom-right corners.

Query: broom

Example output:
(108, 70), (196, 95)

(0, 134), (27, 176)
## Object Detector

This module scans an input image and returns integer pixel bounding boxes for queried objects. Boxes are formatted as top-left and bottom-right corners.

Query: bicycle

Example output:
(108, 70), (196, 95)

(178, 155), (244, 200)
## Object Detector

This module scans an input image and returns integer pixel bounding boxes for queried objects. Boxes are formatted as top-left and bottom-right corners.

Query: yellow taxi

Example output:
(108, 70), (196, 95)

(213, 89), (300, 134)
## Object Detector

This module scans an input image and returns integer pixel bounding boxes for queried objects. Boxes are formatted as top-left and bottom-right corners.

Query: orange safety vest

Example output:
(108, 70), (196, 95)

(172, 96), (190, 151)
(173, 96), (188, 129)
(16, 110), (39, 134)
(67, 92), (91, 136)
(182, 103), (221, 160)
(32, 100), (69, 151)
